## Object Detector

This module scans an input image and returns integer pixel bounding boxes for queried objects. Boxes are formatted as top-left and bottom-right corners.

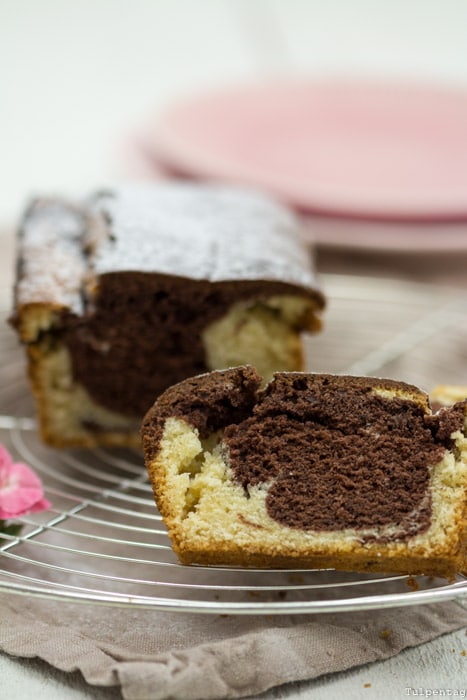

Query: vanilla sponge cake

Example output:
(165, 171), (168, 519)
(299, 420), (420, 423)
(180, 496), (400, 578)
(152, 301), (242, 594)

(142, 367), (467, 577)
(431, 385), (467, 409)
(10, 184), (324, 448)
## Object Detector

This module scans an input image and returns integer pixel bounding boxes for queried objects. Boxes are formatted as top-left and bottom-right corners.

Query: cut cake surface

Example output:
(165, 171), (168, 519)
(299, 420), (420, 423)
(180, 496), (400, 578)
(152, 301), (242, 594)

(142, 367), (467, 578)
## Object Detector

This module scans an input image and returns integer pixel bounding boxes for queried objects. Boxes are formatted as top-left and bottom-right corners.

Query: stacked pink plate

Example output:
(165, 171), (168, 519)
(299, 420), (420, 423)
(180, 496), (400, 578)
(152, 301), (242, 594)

(133, 80), (467, 251)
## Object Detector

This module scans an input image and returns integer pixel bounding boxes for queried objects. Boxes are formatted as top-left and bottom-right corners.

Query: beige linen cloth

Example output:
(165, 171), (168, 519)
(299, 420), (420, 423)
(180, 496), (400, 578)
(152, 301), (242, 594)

(1, 591), (466, 699)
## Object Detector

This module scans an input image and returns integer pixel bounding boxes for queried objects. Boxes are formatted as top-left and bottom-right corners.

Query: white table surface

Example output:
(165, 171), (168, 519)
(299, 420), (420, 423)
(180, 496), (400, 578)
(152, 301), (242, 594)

(2, 2), (467, 697)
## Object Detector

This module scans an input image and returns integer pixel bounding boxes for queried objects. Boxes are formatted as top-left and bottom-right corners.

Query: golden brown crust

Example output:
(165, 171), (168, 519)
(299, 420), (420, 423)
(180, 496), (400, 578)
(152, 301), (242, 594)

(173, 548), (463, 579)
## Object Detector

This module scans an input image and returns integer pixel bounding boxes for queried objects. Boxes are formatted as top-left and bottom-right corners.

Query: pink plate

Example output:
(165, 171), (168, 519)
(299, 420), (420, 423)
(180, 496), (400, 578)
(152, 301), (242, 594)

(300, 215), (467, 252)
(143, 80), (467, 221)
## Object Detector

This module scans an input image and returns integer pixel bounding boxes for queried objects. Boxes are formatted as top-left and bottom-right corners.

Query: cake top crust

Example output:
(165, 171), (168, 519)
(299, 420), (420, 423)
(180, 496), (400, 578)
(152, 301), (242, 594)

(14, 183), (324, 315)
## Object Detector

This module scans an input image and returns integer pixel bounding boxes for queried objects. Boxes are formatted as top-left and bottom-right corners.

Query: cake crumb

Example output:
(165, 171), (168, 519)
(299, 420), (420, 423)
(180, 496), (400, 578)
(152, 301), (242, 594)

(364, 682), (372, 688)
(461, 649), (466, 656)
(406, 576), (419, 591)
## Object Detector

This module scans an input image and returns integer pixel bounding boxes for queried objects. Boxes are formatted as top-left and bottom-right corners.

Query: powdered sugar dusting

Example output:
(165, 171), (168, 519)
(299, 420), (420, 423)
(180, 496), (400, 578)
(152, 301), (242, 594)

(90, 183), (319, 289)
(16, 183), (322, 319)
(16, 200), (87, 313)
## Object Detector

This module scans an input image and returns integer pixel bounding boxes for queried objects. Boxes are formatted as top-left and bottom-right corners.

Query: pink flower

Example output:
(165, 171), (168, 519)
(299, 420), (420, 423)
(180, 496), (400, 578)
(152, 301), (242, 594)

(0, 444), (50, 520)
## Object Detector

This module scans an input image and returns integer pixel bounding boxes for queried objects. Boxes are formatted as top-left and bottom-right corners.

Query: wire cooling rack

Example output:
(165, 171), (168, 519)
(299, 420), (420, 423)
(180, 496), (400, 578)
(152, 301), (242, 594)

(1, 273), (467, 615)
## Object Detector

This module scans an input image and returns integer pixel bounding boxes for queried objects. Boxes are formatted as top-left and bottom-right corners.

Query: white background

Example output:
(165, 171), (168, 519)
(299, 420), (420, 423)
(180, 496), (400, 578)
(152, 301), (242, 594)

(2, 0), (467, 226)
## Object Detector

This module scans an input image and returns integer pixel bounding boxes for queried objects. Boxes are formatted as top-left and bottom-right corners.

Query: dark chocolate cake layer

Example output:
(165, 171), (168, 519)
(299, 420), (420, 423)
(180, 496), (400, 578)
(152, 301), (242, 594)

(223, 373), (451, 536)
(63, 274), (317, 416)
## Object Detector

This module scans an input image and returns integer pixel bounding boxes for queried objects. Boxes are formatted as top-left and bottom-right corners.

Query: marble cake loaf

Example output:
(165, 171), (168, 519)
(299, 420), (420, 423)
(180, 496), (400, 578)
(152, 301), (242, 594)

(11, 184), (324, 448)
(142, 366), (467, 577)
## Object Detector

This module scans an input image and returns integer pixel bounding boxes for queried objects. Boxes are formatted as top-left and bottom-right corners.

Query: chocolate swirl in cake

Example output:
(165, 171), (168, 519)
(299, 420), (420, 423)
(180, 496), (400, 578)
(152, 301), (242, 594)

(142, 367), (466, 538)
